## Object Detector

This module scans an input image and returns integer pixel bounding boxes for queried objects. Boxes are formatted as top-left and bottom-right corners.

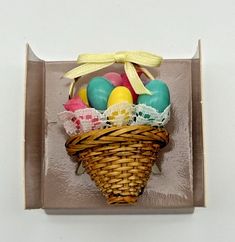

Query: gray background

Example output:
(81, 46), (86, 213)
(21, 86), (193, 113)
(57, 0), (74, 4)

(0, 0), (234, 241)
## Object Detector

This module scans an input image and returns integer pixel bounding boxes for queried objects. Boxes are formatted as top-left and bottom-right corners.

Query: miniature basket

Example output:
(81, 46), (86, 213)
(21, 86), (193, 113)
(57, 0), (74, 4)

(65, 125), (169, 204)
(63, 51), (170, 204)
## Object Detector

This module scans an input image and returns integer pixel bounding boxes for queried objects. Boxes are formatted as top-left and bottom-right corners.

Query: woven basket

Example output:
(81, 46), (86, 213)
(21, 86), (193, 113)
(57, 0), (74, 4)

(65, 125), (169, 204)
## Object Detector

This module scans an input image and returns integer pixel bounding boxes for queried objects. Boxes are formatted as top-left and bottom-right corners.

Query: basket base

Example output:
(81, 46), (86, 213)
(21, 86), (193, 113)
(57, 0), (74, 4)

(108, 196), (137, 204)
(66, 125), (169, 205)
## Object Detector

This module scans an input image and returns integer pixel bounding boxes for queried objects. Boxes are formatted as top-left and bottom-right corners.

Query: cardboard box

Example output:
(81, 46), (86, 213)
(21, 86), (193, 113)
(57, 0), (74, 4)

(24, 41), (205, 214)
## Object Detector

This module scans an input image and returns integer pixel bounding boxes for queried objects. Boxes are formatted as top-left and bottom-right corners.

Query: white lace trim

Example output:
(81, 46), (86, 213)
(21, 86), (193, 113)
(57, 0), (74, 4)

(58, 103), (170, 136)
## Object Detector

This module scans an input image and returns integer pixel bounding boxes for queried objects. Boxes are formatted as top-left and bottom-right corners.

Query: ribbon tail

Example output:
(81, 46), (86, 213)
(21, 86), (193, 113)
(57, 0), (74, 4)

(124, 62), (151, 95)
(64, 62), (113, 79)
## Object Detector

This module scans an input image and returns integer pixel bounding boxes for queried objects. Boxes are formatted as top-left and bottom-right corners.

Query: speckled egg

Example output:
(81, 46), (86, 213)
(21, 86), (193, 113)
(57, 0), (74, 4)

(137, 79), (170, 113)
(87, 77), (114, 110)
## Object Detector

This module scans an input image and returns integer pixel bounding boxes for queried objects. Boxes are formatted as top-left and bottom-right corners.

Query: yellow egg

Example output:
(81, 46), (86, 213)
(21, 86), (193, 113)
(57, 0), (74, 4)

(77, 85), (89, 106)
(107, 87), (133, 125)
(107, 86), (133, 107)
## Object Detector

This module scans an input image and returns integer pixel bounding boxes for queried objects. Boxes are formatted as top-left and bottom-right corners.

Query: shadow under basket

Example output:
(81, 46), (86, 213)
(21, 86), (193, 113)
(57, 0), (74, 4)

(65, 125), (169, 204)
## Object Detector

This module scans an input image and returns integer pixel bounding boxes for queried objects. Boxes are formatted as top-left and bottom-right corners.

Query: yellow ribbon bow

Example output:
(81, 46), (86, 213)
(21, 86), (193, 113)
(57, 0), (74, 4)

(64, 51), (162, 95)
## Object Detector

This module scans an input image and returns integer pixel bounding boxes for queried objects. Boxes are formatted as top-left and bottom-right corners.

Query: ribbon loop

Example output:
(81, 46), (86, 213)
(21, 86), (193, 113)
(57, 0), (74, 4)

(64, 51), (162, 95)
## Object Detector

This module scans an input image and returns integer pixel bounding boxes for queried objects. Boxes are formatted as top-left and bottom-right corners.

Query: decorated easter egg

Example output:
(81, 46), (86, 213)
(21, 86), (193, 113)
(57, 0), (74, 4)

(121, 73), (138, 103)
(87, 77), (114, 110)
(63, 96), (87, 112)
(103, 72), (123, 86)
(137, 79), (170, 113)
(107, 86), (133, 107)
(77, 85), (89, 106)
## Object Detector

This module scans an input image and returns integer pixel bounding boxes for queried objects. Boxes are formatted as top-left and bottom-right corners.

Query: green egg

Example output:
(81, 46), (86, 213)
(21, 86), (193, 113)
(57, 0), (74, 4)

(137, 79), (170, 113)
(87, 77), (114, 110)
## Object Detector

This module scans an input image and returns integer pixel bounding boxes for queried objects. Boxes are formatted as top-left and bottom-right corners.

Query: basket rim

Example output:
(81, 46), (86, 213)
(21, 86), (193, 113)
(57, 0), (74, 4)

(65, 125), (169, 154)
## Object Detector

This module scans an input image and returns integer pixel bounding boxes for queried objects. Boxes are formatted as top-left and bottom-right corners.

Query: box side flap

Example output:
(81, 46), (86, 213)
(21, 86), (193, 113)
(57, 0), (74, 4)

(192, 40), (205, 207)
(24, 44), (45, 209)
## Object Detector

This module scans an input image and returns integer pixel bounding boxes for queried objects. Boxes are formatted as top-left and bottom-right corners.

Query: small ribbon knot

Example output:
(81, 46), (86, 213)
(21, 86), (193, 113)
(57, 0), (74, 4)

(114, 52), (127, 63)
(64, 51), (162, 95)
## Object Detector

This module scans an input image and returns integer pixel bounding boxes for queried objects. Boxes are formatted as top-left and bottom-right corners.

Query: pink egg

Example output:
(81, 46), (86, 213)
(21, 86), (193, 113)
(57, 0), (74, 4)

(121, 73), (138, 103)
(103, 72), (123, 86)
(64, 97), (87, 112)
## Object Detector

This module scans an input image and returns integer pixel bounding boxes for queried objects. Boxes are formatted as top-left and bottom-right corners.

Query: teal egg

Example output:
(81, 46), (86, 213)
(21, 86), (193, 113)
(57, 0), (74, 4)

(87, 77), (114, 110)
(137, 79), (170, 112)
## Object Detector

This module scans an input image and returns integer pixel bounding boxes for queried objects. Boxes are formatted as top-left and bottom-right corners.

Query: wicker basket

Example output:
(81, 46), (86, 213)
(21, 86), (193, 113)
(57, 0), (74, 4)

(65, 125), (169, 204)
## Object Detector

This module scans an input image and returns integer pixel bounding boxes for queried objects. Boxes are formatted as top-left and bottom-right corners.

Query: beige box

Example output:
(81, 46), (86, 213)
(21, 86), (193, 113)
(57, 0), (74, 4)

(24, 41), (205, 214)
